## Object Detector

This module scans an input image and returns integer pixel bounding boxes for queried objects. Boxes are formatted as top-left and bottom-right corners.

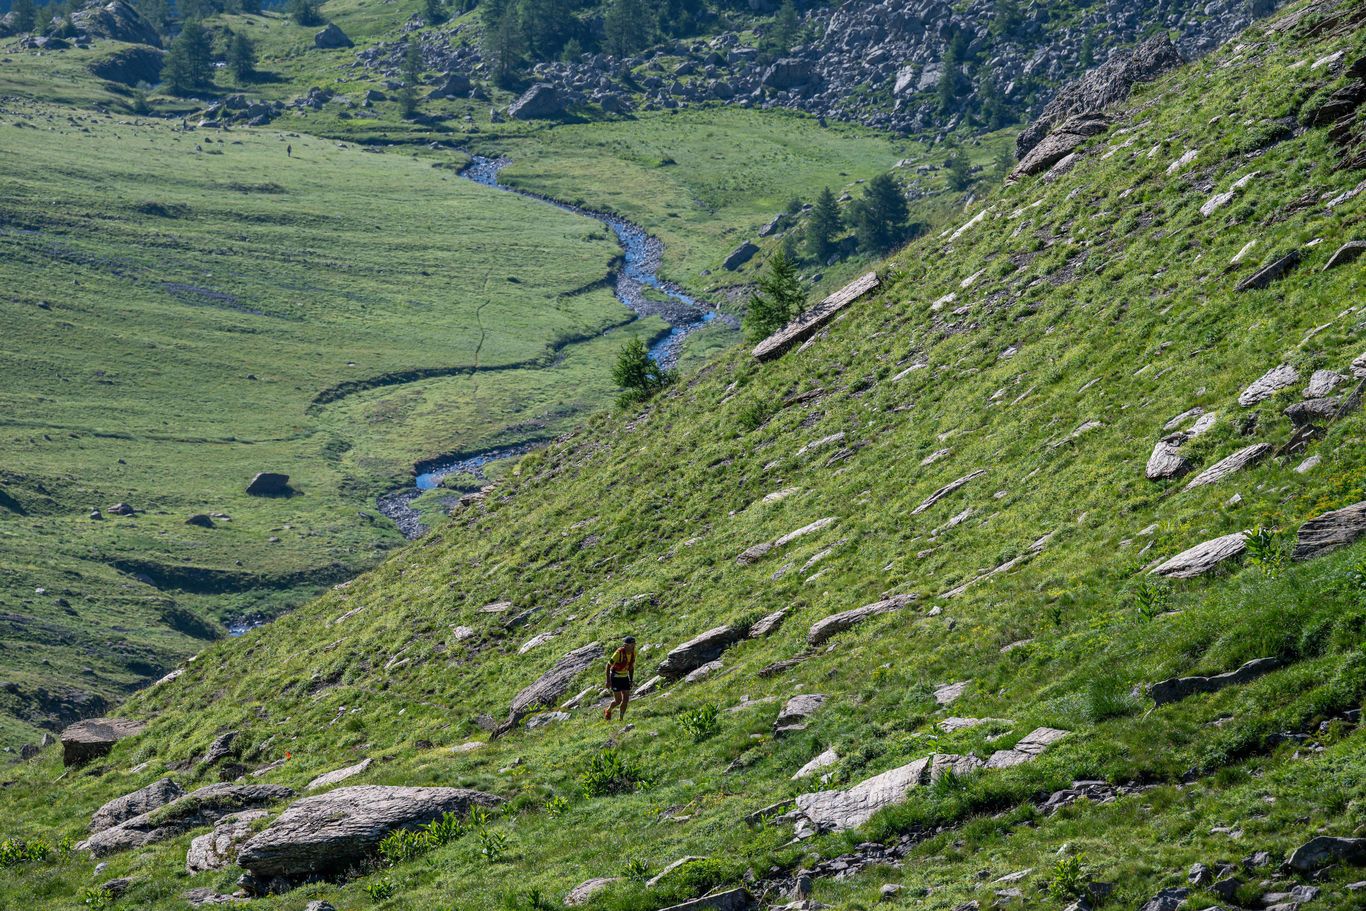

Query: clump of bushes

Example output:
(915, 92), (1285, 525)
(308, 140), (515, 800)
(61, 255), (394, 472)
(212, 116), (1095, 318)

(376, 811), (468, 865)
(580, 749), (648, 797)
(679, 704), (721, 742)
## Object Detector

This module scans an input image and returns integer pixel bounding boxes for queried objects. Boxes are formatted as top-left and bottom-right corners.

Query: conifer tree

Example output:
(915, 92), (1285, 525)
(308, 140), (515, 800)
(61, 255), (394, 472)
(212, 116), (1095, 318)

(398, 39), (422, 118)
(744, 249), (803, 343)
(805, 186), (842, 263)
(849, 173), (910, 254)
(164, 19), (213, 95)
(612, 337), (671, 404)
(227, 30), (255, 83)
(11, 0), (36, 34)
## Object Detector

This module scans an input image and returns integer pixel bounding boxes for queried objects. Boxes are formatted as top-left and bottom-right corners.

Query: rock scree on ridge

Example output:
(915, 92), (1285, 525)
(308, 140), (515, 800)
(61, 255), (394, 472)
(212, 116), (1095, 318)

(236, 786), (503, 886)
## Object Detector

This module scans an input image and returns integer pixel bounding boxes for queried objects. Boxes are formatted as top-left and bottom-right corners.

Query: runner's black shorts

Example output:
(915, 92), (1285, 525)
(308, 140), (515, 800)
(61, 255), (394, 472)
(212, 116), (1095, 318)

(610, 674), (632, 692)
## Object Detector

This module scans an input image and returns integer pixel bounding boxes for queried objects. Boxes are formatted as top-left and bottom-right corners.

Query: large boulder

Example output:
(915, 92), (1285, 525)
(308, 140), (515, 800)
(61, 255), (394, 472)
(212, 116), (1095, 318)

(657, 625), (746, 680)
(1149, 532), (1247, 578)
(1182, 443), (1271, 490)
(1146, 436), (1193, 480)
(245, 472), (291, 496)
(91, 778), (184, 833)
(1011, 114), (1110, 178)
(794, 757), (929, 832)
(79, 784), (294, 856)
(1286, 836), (1365, 872)
(509, 83), (565, 120)
(237, 786), (502, 884)
(88, 45), (164, 85)
(1148, 657), (1284, 706)
(429, 71), (472, 98)
(69, 0), (161, 46)
(659, 890), (754, 911)
(185, 810), (268, 873)
(761, 57), (816, 91)
(313, 23), (352, 49)
(807, 595), (911, 647)
(1292, 500), (1366, 560)
(61, 717), (146, 767)
(1238, 364), (1300, 406)
(495, 642), (601, 735)
(1017, 34), (1182, 159)
(723, 241), (759, 271)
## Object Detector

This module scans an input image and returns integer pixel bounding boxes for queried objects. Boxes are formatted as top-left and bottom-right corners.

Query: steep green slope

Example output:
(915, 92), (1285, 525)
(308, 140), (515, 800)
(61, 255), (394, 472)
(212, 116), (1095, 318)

(2, 2), (1365, 910)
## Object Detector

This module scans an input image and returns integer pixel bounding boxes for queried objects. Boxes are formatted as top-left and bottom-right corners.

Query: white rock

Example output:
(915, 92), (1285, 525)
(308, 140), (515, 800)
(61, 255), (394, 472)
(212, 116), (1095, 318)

(1238, 364), (1300, 406)
(792, 748), (840, 780)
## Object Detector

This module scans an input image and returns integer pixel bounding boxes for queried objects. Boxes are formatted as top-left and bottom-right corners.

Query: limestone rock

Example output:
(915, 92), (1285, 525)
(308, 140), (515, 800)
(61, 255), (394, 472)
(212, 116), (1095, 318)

(313, 23), (352, 49)
(1324, 240), (1366, 271)
(1149, 657), (1284, 705)
(748, 608), (788, 638)
(928, 752), (984, 781)
(79, 784), (293, 856)
(1146, 436), (1192, 480)
(91, 778), (184, 833)
(723, 241), (759, 271)
(659, 889), (754, 911)
(61, 717), (146, 767)
(752, 272), (879, 362)
(1016, 34), (1182, 158)
(1183, 443), (1271, 490)
(933, 681), (969, 705)
(245, 472), (291, 496)
(1149, 532), (1247, 578)
(1012, 114), (1110, 177)
(1285, 396), (1340, 429)
(1239, 365), (1299, 406)
(306, 757), (372, 791)
(1305, 369), (1346, 398)
(983, 727), (1069, 769)
(794, 757), (929, 831)
(509, 83), (565, 120)
(565, 877), (620, 906)
(1292, 501), (1366, 560)
(1236, 250), (1301, 291)
(496, 642), (601, 735)
(237, 786), (502, 882)
(775, 693), (826, 734)
(792, 748), (839, 780)
(762, 57), (816, 91)
(429, 71), (471, 98)
(807, 594), (911, 647)
(911, 470), (987, 515)
(185, 810), (267, 873)
(1286, 836), (1365, 872)
(658, 625), (745, 679)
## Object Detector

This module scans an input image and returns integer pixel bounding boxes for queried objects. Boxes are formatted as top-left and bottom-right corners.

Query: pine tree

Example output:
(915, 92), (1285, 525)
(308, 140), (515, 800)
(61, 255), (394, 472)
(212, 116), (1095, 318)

(945, 148), (973, 190)
(763, 0), (798, 57)
(805, 186), (842, 263)
(744, 249), (804, 343)
(11, 0), (36, 33)
(424, 0), (445, 25)
(937, 41), (968, 115)
(227, 31), (255, 83)
(519, 0), (573, 60)
(1078, 30), (1095, 68)
(481, 3), (524, 87)
(164, 19), (213, 95)
(398, 40), (422, 118)
(603, 0), (650, 58)
(287, 0), (321, 26)
(849, 173), (910, 254)
(612, 337), (671, 405)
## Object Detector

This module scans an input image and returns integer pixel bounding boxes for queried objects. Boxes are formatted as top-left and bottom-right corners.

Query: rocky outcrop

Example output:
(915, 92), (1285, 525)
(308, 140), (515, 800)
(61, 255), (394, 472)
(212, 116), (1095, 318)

(1286, 836), (1365, 872)
(807, 595), (912, 647)
(794, 757), (929, 832)
(1292, 501), (1366, 560)
(1017, 35), (1182, 159)
(983, 727), (1069, 769)
(1146, 436), (1193, 480)
(1182, 443), (1271, 490)
(314, 23), (352, 49)
(1148, 657), (1284, 706)
(508, 83), (565, 120)
(1149, 532), (1246, 578)
(659, 889), (754, 911)
(245, 472), (291, 496)
(185, 810), (267, 873)
(90, 778), (184, 833)
(61, 717), (146, 766)
(722, 241), (759, 271)
(495, 642), (600, 735)
(1324, 240), (1366, 270)
(237, 786), (502, 884)
(1238, 365), (1299, 406)
(737, 516), (836, 564)
(775, 693), (825, 734)
(88, 45), (164, 84)
(565, 877), (621, 906)
(1235, 250), (1301, 291)
(657, 625), (746, 679)
(752, 272), (879, 362)
(1011, 114), (1110, 178)
(910, 469), (986, 515)
(69, 0), (161, 46)
(792, 748), (839, 780)
(79, 784), (293, 856)
(306, 757), (372, 791)
(429, 71), (472, 98)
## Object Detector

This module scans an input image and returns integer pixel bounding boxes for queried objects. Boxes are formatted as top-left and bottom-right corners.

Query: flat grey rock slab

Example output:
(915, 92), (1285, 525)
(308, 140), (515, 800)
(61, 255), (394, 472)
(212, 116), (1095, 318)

(1149, 532), (1247, 578)
(1238, 364), (1300, 406)
(79, 784), (293, 857)
(658, 625), (746, 679)
(1287, 836), (1365, 872)
(794, 757), (929, 831)
(498, 642), (601, 734)
(807, 595), (911, 647)
(306, 758), (372, 792)
(1293, 500), (1366, 560)
(984, 727), (1069, 769)
(62, 717), (146, 767)
(752, 272), (879, 361)
(658, 889), (754, 911)
(565, 877), (621, 906)
(185, 810), (268, 873)
(1149, 657), (1284, 705)
(237, 785), (501, 881)
(775, 693), (826, 734)
(1183, 443), (1271, 490)
(911, 470), (987, 515)
(1146, 437), (1192, 480)
(792, 748), (839, 780)
(91, 778), (184, 834)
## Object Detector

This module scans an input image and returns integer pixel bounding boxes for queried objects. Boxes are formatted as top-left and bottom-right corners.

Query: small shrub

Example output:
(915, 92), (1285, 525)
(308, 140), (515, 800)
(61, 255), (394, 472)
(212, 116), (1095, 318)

(1342, 558), (1366, 598)
(1245, 526), (1287, 578)
(500, 887), (555, 911)
(364, 877), (399, 901)
(543, 795), (570, 817)
(679, 704), (721, 742)
(376, 811), (468, 866)
(621, 856), (650, 882)
(1083, 674), (1140, 722)
(737, 397), (776, 432)
(477, 827), (509, 862)
(580, 750), (647, 797)
(0, 837), (52, 867)
(80, 888), (115, 910)
(1131, 578), (1169, 621)
(1046, 854), (1088, 901)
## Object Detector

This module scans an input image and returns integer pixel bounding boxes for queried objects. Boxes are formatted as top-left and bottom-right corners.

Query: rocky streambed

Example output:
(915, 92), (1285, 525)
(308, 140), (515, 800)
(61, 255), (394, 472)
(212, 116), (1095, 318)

(376, 156), (735, 539)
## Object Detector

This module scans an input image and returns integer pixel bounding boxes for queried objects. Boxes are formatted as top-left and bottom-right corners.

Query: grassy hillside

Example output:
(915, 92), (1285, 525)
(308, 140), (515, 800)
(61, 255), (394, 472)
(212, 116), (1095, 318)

(2, 0), (1363, 908)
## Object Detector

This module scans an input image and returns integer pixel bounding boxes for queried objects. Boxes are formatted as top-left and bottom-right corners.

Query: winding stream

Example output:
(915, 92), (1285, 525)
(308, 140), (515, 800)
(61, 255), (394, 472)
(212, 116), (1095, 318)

(376, 157), (735, 539)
